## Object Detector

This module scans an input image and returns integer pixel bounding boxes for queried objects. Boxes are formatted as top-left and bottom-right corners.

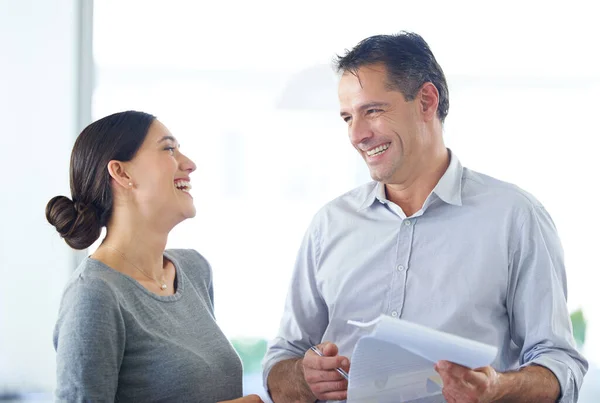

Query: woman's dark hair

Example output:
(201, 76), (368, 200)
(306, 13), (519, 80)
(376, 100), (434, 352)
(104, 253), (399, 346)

(45, 110), (156, 250)
(335, 31), (449, 123)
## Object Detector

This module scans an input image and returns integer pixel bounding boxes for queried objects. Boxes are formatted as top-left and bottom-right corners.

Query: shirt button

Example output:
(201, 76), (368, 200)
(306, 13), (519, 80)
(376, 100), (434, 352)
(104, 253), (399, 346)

(397, 264), (405, 272)
(404, 220), (411, 226)
(391, 311), (398, 317)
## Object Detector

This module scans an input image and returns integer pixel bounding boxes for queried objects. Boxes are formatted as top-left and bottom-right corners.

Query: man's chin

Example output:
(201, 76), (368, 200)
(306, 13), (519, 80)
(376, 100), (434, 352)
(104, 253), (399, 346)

(369, 169), (390, 183)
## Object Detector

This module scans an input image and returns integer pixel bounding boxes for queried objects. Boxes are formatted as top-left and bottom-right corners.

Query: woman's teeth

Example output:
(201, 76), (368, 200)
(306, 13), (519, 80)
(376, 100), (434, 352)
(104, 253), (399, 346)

(175, 180), (191, 193)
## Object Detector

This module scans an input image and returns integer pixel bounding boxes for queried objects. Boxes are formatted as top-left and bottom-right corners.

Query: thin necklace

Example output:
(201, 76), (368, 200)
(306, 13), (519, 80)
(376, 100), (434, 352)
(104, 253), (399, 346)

(102, 245), (168, 291)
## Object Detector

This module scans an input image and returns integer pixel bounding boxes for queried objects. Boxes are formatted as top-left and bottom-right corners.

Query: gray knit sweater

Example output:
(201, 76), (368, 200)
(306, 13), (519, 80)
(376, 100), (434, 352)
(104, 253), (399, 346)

(53, 249), (243, 402)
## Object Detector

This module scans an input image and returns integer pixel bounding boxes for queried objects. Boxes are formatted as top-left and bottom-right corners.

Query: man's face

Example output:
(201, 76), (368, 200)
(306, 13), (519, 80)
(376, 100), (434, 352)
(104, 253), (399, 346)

(338, 63), (426, 184)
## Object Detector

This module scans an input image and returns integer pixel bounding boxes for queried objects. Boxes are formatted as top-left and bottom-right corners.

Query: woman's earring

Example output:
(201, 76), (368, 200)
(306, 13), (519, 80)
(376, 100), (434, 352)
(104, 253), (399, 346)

(128, 182), (133, 187)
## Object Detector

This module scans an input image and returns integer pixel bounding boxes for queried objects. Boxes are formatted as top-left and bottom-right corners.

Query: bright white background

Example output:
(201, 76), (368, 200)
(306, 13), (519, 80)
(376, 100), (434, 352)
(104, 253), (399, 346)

(92, 0), (600, 363)
(1, 0), (598, 399)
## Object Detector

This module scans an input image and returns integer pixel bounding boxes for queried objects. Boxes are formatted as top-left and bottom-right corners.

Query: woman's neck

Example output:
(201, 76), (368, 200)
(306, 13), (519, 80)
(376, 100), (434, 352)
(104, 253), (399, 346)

(96, 218), (169, 279)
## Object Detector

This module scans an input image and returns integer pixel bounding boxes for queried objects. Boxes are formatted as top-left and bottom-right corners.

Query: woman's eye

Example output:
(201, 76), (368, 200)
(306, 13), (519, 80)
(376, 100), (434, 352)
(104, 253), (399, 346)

(165, 147), (175, 155)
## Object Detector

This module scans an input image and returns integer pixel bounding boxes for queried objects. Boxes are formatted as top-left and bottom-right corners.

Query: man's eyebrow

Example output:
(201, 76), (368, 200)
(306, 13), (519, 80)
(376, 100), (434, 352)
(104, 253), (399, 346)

(340, 102), (389, 117)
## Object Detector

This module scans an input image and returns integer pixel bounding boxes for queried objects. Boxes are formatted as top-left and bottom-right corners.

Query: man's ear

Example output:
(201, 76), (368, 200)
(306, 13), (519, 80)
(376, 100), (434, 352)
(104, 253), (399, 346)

(107, 160), (133, 189)
(419, 82), (440, 122)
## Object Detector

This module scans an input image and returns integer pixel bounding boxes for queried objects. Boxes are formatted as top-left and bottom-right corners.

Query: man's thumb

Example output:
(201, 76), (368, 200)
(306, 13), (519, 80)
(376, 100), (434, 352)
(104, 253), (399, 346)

(320, 341), (339, 357)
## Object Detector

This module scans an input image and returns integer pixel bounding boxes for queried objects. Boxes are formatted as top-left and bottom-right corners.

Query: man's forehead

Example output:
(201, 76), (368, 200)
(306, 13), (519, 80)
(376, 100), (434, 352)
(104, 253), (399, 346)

(339, 65), (389, 91)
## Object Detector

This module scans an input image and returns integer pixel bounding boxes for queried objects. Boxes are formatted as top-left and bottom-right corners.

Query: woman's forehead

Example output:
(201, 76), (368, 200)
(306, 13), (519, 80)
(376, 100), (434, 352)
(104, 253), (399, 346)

(145, 120), (177, 144)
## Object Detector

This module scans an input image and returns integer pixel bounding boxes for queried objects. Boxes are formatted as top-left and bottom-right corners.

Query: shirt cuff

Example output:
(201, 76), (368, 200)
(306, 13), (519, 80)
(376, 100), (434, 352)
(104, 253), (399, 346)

(521, 355), (576, 403)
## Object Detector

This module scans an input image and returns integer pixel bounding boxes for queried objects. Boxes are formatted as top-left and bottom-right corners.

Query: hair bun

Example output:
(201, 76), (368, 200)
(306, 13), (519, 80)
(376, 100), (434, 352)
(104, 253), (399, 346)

(46, 196), (77, 236)
(46, 196), (102, 250)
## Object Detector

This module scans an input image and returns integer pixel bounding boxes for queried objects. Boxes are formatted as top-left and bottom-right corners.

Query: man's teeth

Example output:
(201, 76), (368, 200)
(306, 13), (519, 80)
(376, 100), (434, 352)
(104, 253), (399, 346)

(175, 180), (192, 193)
(366, 143), (390, 156)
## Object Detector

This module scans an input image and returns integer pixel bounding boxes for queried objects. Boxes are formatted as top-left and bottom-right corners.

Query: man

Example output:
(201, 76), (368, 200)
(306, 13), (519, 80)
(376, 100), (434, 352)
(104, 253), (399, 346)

(262, 32), (587, 403)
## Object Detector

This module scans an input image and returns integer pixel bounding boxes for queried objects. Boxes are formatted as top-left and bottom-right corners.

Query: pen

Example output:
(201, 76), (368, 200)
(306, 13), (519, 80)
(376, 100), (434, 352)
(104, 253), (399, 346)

(310, 345), (349, 380)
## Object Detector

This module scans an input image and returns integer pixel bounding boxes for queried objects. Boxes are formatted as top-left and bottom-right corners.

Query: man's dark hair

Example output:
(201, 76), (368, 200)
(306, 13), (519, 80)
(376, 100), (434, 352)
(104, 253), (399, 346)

(335, 31), (449, 123)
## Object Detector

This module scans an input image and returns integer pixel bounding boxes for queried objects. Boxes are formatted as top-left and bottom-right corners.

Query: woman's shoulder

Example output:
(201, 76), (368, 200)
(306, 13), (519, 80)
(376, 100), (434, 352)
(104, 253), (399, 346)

(56, 258), (127, 335)
(165, 249), (212, 283)
(62, 258), (123, 306)
(165, 248), (210, 266)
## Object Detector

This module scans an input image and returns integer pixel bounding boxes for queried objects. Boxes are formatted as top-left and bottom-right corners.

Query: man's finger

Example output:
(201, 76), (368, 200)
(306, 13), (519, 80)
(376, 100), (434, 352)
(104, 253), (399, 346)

(435, 361), (472, 391)
(304, 354), (348, 371)
(310, 379), (348, 402)
(304, 367), (347, 383)
(436, 360), (470, 379)
(434, 364), (453, 388)
(317, 390), (348, 401)
(463, 366), (495, 387)
(310, 379), (348, 394)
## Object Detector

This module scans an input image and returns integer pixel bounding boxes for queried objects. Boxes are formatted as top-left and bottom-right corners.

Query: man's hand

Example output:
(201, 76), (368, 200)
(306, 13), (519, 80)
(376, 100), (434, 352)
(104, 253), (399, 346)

(218, 394), (263, 403)
(302, 342), (350, 401)
(434, 361), (500, 403)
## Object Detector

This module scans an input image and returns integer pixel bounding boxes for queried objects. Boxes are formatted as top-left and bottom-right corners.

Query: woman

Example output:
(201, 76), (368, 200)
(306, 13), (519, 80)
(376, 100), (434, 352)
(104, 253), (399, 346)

(46, 111), (262, 402)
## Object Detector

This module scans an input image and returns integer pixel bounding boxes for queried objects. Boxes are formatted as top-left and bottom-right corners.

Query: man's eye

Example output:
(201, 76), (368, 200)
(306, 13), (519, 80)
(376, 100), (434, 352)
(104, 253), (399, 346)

(367, 109), (382, 115)
(343, 116), (352, 123)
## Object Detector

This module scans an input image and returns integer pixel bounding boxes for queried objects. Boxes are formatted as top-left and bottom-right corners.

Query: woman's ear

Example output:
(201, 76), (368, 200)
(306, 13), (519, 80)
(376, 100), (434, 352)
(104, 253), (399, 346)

(107, 160), (133, 189)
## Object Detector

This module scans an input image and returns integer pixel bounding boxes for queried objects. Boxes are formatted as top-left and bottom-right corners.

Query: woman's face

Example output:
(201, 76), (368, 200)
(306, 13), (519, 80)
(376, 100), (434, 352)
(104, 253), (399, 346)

(124, 119), (197, 227)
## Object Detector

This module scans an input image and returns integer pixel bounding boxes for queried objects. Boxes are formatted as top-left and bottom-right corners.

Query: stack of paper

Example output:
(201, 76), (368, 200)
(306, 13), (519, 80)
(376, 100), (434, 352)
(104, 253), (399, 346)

(346, 315), (498, 403)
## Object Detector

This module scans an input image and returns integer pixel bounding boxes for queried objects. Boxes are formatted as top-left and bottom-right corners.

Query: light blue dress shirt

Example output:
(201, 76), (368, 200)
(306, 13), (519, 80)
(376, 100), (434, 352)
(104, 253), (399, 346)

(263, 151), (587, 403)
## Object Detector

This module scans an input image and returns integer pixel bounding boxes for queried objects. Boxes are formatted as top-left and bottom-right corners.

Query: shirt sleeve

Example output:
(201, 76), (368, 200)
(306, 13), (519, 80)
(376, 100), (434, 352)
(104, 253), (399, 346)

(507, 203), (588, 402)
(261, 218), (330, 391)
(53, 276), (126, 402)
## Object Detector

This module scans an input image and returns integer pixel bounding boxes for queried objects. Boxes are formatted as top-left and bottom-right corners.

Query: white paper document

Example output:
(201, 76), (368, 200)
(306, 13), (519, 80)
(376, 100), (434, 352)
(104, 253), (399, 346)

(346, 315), (498, 403)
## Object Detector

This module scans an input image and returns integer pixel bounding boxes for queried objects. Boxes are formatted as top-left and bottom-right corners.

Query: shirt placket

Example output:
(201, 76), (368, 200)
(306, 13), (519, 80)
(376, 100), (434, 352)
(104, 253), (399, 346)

(388, 218), (415, 318)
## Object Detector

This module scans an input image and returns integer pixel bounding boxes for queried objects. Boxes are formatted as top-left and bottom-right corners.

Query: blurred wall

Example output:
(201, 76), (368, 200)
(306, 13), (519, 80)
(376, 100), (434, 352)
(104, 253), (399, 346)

(0, 0), (83, 393)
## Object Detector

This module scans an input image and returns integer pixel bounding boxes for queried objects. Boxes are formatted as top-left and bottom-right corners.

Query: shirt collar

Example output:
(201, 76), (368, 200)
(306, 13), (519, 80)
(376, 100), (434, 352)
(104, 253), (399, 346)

(357, 182), (381, 211)
(357, 149), (463, 211)
(432, 149), (463, 207)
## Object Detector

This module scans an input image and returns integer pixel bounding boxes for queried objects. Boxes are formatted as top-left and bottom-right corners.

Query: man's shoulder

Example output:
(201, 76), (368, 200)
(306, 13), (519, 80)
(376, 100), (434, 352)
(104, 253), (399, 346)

(316, 181), (377, 214)
(462, 167), (544, 211)
(303, 182), (377, 233)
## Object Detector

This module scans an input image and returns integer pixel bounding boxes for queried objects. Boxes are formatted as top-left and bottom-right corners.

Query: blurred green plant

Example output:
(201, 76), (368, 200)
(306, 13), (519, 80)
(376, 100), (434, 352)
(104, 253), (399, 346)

(231, 338), (268, 374)
(570, 309), (586, 349)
